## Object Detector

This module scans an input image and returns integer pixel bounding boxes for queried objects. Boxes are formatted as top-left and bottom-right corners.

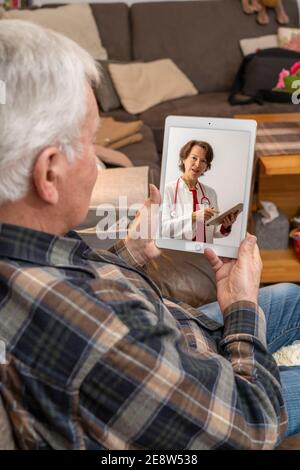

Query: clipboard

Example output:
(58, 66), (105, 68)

(206, 203), (244, 226)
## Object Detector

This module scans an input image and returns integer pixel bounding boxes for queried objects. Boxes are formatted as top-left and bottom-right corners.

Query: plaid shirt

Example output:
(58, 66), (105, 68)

(0, 224), (287, 450)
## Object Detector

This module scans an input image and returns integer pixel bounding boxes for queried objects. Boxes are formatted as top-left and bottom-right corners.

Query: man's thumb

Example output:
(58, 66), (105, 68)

(239, 233), (257, 255)
(149, 184), (161, 204)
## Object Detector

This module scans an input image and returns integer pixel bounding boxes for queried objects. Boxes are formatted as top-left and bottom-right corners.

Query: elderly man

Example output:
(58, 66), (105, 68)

(0, 20), (299, 450)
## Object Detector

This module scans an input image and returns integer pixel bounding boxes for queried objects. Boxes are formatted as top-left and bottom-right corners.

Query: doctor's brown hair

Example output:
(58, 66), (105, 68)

(179, 140), (214, 173)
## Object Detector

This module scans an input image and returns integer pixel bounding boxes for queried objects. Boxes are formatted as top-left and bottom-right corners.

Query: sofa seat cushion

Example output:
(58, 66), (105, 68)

(140, 92), (300, 152)
(102, 109), (139, 122)
(146, 250), (217, 308)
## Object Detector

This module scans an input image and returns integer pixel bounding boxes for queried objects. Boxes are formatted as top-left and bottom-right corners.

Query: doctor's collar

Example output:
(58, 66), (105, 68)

(180, 176), (201, 191)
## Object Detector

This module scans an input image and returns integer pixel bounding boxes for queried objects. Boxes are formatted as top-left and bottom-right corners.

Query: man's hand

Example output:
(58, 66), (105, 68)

(204, 233), (262, 312)
(125, 184), (161, 265)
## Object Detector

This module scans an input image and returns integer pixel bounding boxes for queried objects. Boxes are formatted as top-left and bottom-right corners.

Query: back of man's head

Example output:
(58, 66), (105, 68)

(0, 20), (100, 204)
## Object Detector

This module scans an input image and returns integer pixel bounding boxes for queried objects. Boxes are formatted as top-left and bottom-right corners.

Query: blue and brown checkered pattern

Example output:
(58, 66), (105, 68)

(0, 224), (287, 449)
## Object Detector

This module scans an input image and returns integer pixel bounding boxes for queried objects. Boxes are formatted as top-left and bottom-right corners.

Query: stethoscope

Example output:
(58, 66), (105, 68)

(170, 177), (211, 218)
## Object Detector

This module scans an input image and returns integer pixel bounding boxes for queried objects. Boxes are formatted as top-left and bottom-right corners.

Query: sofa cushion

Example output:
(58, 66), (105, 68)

(1, 4), (107, 60)
(278, 26), (300, 53)
(131, 0), (299, 93)
(145, 250), (217, 308)
(108, 59), (197, 114)
(90, 3), (131, 61)
(102, 108), (139, 122)
(240, 34), (278, 56)
(140, 92), (300, 152)
(95, 60), (122, 112)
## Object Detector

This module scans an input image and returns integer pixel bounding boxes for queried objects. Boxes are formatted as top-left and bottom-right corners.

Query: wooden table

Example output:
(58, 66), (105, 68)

(235, 113), (300, 284)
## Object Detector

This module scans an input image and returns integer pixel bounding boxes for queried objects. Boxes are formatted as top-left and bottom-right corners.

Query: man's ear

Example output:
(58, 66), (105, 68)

(32, 146), (66, 205)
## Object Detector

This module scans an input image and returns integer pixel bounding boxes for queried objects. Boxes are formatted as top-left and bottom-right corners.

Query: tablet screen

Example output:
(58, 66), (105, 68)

(157, 117), (256, 258)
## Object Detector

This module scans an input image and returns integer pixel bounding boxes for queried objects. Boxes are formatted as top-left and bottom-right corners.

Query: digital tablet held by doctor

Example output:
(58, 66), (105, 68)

(206, 202), (244, 227)
(156, 116), (256, 259)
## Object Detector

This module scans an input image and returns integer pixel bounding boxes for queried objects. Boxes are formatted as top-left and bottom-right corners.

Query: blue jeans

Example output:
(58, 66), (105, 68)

(200, 283), (300, 438)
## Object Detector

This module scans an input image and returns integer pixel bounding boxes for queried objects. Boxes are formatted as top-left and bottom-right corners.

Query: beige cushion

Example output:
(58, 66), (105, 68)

(78, 166), (149, 229)
(240, 35), (278, 56)
(108, 59), (198, 114)
(1, 4), (107, 60)
(278, 27), (300, 53)
(0, 395), (15, 450)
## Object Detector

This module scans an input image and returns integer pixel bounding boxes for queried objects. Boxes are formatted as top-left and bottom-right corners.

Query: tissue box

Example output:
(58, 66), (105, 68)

(254, 210), (290, 250)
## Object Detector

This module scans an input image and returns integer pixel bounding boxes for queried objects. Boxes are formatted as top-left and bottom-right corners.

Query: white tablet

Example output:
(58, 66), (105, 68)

(155, 116), (257, 259)
(206, 203), (244, 227)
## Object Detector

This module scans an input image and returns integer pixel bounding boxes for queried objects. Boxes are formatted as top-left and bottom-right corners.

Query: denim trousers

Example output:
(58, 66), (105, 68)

(200, 283), (300, 438)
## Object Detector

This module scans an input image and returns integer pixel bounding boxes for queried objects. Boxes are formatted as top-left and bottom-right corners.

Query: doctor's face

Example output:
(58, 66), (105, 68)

(183, 145), (208, 180)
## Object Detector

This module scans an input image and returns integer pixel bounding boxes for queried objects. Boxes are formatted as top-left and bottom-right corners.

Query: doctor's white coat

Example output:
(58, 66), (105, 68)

(161, 178), (229, 243)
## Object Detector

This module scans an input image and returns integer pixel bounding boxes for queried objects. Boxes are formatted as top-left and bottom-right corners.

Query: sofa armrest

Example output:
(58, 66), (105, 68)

(0, 395), (16, 450)
(145, 249), (217, 308)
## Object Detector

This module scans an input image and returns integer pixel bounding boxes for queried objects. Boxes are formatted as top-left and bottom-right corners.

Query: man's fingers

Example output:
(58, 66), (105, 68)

(204, 248), (224, 273)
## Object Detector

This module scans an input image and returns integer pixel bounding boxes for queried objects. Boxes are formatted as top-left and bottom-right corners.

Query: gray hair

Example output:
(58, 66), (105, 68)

(0, 20), (100, 203)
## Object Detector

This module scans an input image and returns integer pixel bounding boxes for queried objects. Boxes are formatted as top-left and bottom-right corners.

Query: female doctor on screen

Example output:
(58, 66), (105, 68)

(161, 140), (238, 243)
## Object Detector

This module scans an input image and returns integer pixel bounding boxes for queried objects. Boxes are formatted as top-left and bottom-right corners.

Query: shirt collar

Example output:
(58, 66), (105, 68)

(179, 177), (200, 191)
(0, 223), (91, 267)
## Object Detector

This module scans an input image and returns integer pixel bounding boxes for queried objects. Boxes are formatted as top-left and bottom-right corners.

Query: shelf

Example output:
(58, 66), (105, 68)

(259, 155), (300, 175)
(261, 247), (300, 283)
(235, 113), (300, 284)
(235, 113), (300, 123)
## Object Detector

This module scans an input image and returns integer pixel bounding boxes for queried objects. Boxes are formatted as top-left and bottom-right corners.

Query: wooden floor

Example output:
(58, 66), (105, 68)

(261, 247), (300, 284)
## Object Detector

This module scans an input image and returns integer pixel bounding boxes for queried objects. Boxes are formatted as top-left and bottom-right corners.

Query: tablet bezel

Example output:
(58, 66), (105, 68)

(155, 116), (257, 258)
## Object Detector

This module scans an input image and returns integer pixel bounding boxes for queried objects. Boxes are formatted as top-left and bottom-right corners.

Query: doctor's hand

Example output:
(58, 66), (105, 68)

(203, 233), (262, 312)
(221, 211), (239, 229)
(125, 184), (161, 265)
(192, 208), (218, 223)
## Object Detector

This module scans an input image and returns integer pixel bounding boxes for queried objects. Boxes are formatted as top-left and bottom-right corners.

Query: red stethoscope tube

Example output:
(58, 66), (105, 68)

(173, 177), (210, 209)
